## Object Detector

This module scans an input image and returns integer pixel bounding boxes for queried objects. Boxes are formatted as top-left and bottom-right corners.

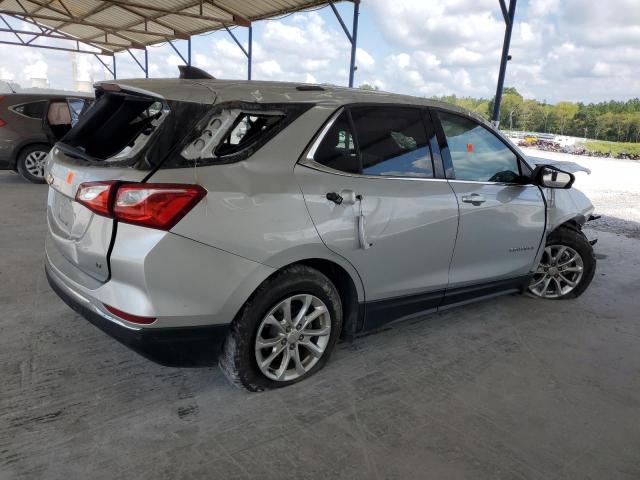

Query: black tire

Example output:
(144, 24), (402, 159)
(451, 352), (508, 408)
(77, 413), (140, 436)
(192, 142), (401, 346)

(219, 265), (343, 391)
(529, 226), (596, 299)
(16, 144), (50, 184)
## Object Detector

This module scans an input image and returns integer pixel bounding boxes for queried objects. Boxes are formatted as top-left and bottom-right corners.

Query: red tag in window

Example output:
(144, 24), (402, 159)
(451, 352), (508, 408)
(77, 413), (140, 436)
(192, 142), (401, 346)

(467, 143), (474, 152)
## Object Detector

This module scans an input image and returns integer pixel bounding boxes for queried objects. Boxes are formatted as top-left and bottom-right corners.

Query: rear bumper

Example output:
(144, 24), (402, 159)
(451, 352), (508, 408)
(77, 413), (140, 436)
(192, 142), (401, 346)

(46, 263), (229, 367)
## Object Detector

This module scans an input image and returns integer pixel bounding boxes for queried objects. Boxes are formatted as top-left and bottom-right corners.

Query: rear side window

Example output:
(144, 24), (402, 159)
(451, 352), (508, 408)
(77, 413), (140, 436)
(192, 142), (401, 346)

(312, 111), (359, 174)
(11, 101), (47, 119)
(215, 113), (284, 157)
(438, 111), (520, 183)
(350, 106), (433, 178)
(176, 103), (312, 167)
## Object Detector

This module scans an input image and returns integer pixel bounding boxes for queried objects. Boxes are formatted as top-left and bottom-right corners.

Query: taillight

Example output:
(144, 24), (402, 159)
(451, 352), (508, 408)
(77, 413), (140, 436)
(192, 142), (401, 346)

(114, 183), (207, 230)
(75, 181), (206, 230)
(75, 181), (116, 216)
(0, 118), (6, 128)
(104, 304), (156, 325)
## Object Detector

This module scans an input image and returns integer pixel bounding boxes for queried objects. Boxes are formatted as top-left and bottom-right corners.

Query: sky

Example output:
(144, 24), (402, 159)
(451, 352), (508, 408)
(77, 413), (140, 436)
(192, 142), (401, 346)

(1, 0), (639, 103)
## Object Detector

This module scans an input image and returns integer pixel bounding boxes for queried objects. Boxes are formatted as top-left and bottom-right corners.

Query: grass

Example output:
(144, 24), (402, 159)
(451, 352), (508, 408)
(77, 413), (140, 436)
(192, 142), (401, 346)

(584, 140), (640, 156)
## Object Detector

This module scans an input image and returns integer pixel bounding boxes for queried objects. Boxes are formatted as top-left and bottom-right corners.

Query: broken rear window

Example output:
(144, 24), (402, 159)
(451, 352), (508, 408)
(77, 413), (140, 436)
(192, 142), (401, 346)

(215, 113), (284, 157)
(60, 92), (168, 162)
(173, 102), (312, 167)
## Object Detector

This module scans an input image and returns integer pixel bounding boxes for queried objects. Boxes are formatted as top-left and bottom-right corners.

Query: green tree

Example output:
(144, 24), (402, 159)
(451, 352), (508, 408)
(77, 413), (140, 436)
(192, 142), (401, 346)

(500, 94), (524, 130)
(554, 102), (579, 135)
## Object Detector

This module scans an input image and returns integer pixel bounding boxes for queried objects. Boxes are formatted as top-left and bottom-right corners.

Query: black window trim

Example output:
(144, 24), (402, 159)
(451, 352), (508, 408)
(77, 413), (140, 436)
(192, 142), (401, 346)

(300, 103), (448, 182)
(8, 99), (49, 120)
(430, 106), (535, 186)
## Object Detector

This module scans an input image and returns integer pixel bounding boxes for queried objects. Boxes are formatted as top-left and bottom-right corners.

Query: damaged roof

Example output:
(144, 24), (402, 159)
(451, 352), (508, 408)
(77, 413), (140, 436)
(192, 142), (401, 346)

(104, 77), (475, 113)
(0, 0), (344, 53)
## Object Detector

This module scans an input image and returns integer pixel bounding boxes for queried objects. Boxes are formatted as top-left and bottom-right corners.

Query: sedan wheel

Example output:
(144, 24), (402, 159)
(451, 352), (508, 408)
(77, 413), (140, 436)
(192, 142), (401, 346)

(529, 245), (584, 299)
(255, 294), (331, 382)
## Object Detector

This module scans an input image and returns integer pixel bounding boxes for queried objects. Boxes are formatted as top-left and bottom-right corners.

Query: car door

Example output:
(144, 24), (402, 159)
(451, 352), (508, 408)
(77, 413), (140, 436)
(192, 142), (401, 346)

(432, 109), (546, 302)
(295, 105), (459, 329)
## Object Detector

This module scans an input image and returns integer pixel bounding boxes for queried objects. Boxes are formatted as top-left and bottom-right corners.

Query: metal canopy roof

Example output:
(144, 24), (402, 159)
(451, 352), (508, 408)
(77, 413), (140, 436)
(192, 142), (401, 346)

(0, 0), (340, 53)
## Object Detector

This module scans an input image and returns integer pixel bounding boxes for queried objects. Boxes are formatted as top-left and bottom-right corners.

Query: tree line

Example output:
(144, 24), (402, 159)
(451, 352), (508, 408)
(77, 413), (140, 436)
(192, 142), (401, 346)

(433, 88), (640, 143)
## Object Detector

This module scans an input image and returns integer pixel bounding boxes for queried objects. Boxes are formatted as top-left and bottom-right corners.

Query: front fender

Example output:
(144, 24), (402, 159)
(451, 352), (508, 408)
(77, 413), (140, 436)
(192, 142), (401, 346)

(545, 187), (594, 232)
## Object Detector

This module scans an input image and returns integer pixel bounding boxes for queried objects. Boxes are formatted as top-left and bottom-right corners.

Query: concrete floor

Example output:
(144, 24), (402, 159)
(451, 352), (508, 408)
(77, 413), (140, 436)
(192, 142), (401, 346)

(1, 167), (640, 480)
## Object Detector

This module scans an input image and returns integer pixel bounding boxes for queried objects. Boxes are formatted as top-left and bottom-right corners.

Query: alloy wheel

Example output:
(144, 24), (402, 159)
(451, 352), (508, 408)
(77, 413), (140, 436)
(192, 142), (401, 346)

(24, 150), (48, 178)
(529, 245), (584, 298)
(255, 294), (331, 381)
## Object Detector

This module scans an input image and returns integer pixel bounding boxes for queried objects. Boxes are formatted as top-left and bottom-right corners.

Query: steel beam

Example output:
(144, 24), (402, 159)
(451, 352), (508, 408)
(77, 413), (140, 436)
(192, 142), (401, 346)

(224, 25), (252, 80)
(329, 1), (360, 88)
(492, 0), (517, 126)
(127, 48), (148, 77)
(247, 25), (252, 80)
(0, 39), (108, 55)
(168, 38), (191, 66)
(94, 53), (116, 79)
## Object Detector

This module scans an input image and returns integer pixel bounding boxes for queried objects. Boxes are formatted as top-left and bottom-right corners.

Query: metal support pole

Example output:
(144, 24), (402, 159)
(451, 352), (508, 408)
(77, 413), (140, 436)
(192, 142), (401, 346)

(113, 54), (117, 79)
(348, 1), (360, 88)
(330, 1), (360, 88)
(168, 39), (188, 65)
(224, 25), (252, 80)
(187, 37), (191, 66)
(492, 0), (517, 126)
(247, 25), (252, 80)
(144, 48), (148, 78)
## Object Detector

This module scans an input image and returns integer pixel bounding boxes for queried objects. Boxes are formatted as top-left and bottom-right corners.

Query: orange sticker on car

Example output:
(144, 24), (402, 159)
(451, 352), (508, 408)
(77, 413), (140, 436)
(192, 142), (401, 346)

(66, 171), (75, 184)
(467, 143), (474, 152)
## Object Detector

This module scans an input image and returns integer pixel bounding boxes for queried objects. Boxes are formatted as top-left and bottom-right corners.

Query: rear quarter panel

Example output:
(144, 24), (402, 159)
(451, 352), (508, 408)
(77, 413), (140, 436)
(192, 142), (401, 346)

(150, 105), (366, 302)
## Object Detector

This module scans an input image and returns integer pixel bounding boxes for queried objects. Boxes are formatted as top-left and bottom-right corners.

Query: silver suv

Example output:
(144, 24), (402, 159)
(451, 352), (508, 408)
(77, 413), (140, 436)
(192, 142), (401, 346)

(45, 78), (596, 391)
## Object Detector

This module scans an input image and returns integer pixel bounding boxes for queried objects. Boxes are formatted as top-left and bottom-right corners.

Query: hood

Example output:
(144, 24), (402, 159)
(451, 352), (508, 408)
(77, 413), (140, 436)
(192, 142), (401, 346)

(527, 155), (591, 175)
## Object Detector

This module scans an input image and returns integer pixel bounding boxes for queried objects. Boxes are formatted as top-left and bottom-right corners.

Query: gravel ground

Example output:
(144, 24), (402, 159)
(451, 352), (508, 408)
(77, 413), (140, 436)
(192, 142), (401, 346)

(522, 147), (640, 239)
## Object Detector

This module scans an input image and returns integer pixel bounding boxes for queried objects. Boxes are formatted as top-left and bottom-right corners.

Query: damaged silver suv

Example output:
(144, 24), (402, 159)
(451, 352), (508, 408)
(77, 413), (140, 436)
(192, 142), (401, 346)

(45, 75), (596, 391)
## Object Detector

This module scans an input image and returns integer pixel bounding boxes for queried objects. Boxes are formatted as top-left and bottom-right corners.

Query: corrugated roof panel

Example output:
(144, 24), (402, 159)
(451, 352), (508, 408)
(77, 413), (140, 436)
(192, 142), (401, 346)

(61, 24), (104, 39)
(86, 6), (142, 28)
(0, 0), (341, 52)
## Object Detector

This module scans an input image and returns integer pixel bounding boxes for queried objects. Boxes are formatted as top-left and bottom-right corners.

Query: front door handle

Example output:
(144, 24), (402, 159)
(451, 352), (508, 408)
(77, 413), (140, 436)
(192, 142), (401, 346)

(461, 193), (486, 205)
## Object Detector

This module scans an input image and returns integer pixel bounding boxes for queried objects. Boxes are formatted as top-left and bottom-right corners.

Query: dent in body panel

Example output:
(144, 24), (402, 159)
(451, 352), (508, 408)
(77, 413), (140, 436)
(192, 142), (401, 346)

(545, 187), (594, 231)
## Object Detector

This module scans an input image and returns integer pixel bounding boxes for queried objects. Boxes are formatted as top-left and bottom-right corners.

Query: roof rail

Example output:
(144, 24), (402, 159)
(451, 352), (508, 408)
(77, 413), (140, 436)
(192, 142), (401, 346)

(178, 65), (216, 80)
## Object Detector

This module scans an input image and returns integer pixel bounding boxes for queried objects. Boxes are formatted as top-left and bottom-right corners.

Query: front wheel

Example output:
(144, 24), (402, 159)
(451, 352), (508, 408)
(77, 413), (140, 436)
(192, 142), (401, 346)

(528, 226), (596, 299)
(219, 265), (343, 391)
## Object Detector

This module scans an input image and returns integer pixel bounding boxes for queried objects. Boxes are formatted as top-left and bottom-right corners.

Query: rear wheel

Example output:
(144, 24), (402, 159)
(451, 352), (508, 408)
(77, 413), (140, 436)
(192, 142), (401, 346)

(17, 144), (49, 183)
(219, 265), (342, 391)
(528, 226), (596, 299)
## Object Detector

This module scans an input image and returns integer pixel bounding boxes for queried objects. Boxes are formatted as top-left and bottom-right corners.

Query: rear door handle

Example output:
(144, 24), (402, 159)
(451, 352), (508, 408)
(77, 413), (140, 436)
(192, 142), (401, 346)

(461, 194), (486, 205)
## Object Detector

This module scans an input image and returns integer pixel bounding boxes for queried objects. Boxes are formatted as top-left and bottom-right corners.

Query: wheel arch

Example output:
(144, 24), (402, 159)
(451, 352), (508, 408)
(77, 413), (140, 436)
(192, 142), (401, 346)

(13, 141), (52, 170)
(549, 215), (586, 235)
(236, 253), (364, 340)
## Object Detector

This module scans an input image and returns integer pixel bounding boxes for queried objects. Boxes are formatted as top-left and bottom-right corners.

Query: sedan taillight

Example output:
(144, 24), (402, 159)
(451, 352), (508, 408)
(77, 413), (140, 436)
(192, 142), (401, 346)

(75, 181), (206, 230)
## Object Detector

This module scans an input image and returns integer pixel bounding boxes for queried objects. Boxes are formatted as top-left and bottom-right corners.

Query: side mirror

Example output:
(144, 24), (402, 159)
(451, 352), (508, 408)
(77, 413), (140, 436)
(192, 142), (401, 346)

(531, 165), (575, 189)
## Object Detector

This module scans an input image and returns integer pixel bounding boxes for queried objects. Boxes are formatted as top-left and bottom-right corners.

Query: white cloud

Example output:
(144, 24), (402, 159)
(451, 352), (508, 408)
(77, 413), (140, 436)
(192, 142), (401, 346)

(356, 48), (375, 71)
